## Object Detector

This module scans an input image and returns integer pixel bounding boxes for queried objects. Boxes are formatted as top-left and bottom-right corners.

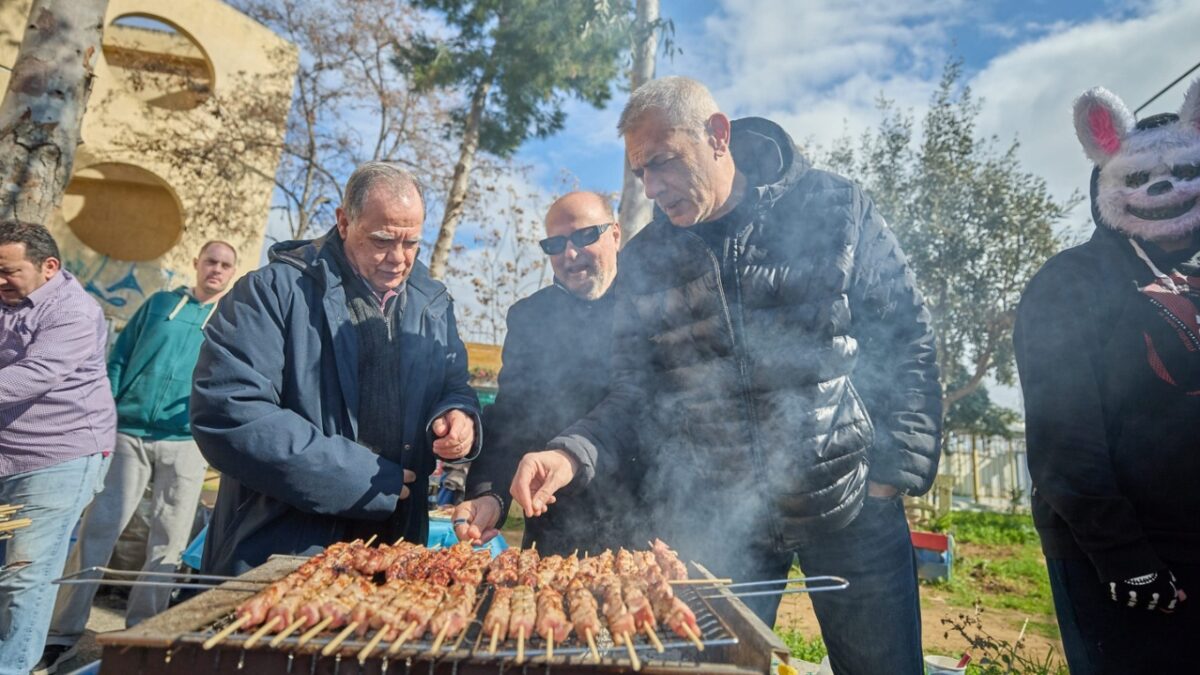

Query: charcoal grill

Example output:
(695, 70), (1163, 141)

(92, 556), (792, 674)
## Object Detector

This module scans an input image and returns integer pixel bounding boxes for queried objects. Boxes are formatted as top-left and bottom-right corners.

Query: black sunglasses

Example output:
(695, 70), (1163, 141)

(539, 223), (612, 255)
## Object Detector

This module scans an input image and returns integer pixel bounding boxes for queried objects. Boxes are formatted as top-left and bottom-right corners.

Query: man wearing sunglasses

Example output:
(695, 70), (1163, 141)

(510, 77), (942, 675)
(451, 192), (640, 555)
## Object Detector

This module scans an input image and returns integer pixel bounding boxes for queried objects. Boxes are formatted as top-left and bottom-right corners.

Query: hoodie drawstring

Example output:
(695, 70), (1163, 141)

(166, 294), (189, 320)
(1129, 238), (1182, 294)
(167, 292), (220, 327)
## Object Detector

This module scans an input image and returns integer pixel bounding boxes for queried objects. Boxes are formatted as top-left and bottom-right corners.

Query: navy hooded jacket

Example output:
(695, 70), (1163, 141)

(191, 229), (480, 575)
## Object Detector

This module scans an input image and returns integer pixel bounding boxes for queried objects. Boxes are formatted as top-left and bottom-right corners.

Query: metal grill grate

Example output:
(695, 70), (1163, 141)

(177, 583), (736, 668)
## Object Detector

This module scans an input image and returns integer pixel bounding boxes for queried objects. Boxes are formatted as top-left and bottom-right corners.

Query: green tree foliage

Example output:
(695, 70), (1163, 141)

(397, 0), (635, 278)
(824, 60), (1080, 429)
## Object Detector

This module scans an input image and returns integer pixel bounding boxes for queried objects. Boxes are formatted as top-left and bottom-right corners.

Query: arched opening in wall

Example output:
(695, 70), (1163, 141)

(62, 164), (184, 262)
(103, 14), (214, 111)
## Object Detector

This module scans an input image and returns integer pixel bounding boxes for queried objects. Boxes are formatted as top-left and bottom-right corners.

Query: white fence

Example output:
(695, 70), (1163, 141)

(938, 433), (1031, 509)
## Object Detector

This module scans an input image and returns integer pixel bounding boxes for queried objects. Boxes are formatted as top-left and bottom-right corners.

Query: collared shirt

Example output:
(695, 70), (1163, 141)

(0, 270), (117, 477)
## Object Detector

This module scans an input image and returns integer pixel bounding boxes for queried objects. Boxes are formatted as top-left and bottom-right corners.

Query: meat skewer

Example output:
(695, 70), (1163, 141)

(429, 584), (477, 652)
(509, 585), (535, 663)
(487, 548), (519, 587)
(567, 580), (602, 662)
(482, 586), (512, 653)
(535, 587), (571, 659)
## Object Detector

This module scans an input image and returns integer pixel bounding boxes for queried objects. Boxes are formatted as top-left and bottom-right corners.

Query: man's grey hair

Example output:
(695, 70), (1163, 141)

(343, 161), (425, 224)
(617, 76), (721, 137)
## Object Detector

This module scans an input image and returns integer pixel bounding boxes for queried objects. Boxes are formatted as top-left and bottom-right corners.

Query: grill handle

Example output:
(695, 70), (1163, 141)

(699, 574), (849, 599)
(53, 566), (265, 592)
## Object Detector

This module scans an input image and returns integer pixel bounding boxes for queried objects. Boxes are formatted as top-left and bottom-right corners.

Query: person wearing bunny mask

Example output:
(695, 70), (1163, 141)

(1014, 80), (1200, 673)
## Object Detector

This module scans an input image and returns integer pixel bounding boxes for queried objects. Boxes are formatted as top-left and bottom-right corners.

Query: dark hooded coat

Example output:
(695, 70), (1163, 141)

(1015, 172), (1200, 581)
(191, 229), (480, 576)
(548, 117), (942, 556)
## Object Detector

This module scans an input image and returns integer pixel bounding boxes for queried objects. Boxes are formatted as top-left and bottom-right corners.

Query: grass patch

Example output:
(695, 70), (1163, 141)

(930, 511), (1039, 546)
(775, 628), (827, 664)
(921, 511), (1055, 617)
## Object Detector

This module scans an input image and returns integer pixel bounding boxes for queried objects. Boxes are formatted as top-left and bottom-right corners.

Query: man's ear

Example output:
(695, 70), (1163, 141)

(706, 112), (733, 154)
(41, 256), (61, 278)
(335, 206), (350, 238)
(611, 220), (622, 248)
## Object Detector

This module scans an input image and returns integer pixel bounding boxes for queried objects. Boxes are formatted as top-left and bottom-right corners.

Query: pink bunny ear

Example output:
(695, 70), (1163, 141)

(1074, 87), (1135, 166)
(1180, 78), (1200, 133)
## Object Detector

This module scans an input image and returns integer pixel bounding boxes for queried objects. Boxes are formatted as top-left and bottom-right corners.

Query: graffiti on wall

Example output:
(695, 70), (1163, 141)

(58, 235), (182, 324)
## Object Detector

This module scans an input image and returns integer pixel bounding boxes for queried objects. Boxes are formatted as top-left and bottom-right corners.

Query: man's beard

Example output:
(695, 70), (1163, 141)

(564, 265), (610, 300)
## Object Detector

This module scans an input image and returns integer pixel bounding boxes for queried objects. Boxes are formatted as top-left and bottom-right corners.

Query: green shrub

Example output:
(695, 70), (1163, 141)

(776, 629), (828, 664)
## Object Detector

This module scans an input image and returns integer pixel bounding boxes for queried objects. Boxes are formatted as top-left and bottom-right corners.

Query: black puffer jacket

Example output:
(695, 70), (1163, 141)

(550, 117), (942, 553)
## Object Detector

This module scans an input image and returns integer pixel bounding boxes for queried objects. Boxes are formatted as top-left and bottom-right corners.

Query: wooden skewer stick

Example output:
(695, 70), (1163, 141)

(0, 504), (24, 514)
(429, 623), (451, 653)
(363, 534), (378, 547)
(546, 630), (554, 661)
(358, 629), (389, 663)
(586, 629), (600, 663)
(269, 617), (307, 648)
(488, 627), (500, 654)
(322, 621), (360, 656)
(392, 536), (405, 546)
(386, 623), (417, 656)
(203, 614), (250, 650)
(644, 624), (664, 653)
(622, 633), (642, 672)
(243, 616), (281, 648)
(681, 623), (704, 652)
(296, 616), (333, 647)
(0, 518), (33, 533)
(516, 626), (526, 664)
(668, 578), (732, 586)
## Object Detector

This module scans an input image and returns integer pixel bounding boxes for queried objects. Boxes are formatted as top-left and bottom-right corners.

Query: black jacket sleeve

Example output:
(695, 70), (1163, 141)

(848, 196), (943, 494)
(1015, 257), (1163, 580)
(465, 301), (544, 508)
(546, 284), (649, 487)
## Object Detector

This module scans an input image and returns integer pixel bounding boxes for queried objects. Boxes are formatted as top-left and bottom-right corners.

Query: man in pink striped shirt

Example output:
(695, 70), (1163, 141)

(0, 221), (115, 675)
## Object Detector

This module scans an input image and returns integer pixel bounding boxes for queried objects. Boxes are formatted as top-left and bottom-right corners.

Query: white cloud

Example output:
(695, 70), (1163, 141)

(649, 0), (1200, 412)
(971, 0), (1200, 225)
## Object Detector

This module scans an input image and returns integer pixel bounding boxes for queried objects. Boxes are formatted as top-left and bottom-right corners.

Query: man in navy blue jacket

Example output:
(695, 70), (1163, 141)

(191, 162), (481, 576)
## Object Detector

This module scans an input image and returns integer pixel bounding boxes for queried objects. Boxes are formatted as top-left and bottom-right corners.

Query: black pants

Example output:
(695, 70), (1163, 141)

(1047, 557), (1199, 674)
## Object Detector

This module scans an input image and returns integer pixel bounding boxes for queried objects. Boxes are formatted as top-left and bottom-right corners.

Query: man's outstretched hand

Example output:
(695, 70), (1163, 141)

(432, 409), (475, 460)
(510, 449), (579, 518)
(451, 496), (503, 545)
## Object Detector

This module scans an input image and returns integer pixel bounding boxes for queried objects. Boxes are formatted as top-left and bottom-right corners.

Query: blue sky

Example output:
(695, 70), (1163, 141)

(512, 0), (1198, 212)
(446, 0), (1200, 408)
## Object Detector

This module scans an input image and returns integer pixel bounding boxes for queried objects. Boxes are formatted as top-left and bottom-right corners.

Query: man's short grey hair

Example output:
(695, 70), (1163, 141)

(617, 76), (721, 137)
(343, 161), (425, 224)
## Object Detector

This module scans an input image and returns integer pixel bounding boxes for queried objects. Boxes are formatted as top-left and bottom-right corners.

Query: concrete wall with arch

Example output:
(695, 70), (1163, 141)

(0, 0), (297, 324)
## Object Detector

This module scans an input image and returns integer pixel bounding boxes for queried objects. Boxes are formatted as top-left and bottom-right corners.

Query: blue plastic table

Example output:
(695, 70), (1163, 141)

(182, 519), (508, 570)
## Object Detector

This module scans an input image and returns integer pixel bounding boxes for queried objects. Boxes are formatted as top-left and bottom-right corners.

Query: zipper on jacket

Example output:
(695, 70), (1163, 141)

(728, 235), (786, 551)
(681, 226), (786, 551)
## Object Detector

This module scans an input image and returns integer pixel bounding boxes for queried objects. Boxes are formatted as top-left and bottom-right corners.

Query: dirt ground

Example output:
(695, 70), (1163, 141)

(773, 583), (1064, 662)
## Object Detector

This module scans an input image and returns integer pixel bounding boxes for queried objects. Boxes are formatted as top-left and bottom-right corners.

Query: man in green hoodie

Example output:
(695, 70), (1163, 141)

(38, 241), (238, 673)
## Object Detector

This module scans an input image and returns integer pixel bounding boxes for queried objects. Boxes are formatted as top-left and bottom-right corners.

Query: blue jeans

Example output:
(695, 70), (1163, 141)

(0, 454), (108, 675)
(714, 496), (923, 675)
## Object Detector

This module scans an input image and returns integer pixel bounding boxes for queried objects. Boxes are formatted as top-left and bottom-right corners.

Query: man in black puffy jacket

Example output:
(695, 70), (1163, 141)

(510, 77), (942, 674)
